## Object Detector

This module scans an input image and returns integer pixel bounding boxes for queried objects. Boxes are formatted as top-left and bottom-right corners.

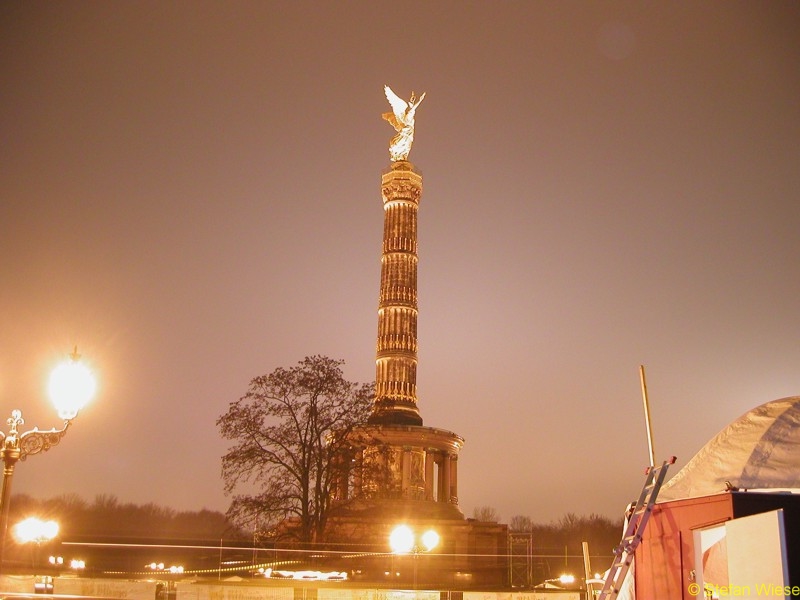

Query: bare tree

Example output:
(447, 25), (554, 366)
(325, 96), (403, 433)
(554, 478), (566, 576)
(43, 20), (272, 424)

(217, 356), (374, 544)
(472, 505), (500, 523)
(509, 514), (534, 532)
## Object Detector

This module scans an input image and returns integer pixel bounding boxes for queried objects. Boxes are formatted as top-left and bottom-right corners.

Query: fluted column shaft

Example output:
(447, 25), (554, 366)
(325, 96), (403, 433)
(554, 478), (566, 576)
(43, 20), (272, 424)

(369, 161), (423, 426)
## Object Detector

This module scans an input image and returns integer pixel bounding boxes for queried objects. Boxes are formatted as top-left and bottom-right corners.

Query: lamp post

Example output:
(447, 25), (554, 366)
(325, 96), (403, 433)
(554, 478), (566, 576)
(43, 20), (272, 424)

(0, 349), (95, 573)
(389, 525), (439, 590)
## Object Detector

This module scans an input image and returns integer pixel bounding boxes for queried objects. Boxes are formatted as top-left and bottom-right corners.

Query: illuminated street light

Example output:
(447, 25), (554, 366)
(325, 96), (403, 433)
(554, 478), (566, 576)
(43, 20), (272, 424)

(420, 529), (440, 553)
(69, 559), (86, 570)
(147, 562), (183, 574)
(0, 349), (96, 572)
(389, 525), (439, 554)
(14, 517), (59, 578)
(47, 355), (96, 420)
(389, 524), (414, 554)
(388, 525), (439, 589)
(14, 518), (59, 545)
(539, 574), (579, 590)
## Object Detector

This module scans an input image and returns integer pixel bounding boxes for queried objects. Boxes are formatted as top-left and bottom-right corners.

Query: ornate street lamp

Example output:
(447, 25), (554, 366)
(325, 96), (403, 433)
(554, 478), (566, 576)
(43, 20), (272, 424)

(0, 348), (95, 572)
(389, 525), (439, 589)
(389, 524), (440, 555)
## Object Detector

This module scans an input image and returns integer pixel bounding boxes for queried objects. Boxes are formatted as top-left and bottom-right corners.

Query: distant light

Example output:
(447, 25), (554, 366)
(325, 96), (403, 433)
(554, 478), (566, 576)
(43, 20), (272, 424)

(559, 574), (575, 585)
(265, 569), (347, 581)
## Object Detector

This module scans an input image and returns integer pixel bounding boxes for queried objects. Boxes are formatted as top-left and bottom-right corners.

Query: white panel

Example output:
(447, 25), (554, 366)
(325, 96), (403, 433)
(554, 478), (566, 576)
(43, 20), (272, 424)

(726, 509), (789, 599)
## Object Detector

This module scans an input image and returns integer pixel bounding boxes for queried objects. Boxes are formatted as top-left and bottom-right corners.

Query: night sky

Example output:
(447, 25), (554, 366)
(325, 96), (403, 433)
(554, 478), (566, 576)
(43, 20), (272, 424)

(1, 1), (799, 524)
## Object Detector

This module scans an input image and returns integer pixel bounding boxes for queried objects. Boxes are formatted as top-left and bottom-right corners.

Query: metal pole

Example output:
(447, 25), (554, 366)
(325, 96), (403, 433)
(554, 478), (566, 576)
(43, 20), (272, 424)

(218, 537), (222, 580)
(0, 446), (21, 574)
(582, 541), (594, 600)
(639, 365), (655, 468)
(413, 551), (418, 591)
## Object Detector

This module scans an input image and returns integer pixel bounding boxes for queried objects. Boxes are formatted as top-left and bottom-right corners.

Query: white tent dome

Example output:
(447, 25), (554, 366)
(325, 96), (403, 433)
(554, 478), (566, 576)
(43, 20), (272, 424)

(659, 396), (800, 502)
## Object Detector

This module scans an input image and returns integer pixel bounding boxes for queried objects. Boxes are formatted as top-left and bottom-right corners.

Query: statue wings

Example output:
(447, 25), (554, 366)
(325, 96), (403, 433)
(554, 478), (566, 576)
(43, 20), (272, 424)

(384, 86), (409, 119)
(384, 85), (425, 122)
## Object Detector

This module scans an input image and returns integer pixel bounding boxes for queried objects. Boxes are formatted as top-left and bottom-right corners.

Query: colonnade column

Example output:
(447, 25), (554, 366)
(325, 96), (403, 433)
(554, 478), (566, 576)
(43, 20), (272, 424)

(424, 451), (435, 501)
(353, 452), (362, 497)
(442, 454), (452, 503)
(450, 455), (458, 504)
(402, 448), (411, 491)
(334, 452), (349, 501)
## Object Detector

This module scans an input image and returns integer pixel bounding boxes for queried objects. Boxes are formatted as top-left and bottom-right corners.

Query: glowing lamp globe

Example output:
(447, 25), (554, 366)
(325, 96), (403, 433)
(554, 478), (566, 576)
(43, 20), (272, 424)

(421, 529), (439, 552)
(48, 358), (96, 420)
(389, 525), (414, 554)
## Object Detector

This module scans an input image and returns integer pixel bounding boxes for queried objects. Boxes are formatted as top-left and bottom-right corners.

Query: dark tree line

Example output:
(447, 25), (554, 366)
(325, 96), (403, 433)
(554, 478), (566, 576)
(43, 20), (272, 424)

(474, 508), (623, 581)
(508, 512), (622, 557)
(8, 493), (242, 541)
(471, 507), (622, 557)
(5, 494), (247, 574)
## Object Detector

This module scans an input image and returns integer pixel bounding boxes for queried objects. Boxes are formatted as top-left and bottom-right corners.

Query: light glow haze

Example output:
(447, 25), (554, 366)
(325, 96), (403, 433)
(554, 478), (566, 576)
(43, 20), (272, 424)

(1, 2), (799, 524)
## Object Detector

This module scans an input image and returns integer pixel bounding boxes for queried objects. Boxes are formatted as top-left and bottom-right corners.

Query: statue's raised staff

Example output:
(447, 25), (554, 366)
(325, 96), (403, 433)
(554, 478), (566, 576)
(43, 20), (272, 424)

(383, 85), (426, 162)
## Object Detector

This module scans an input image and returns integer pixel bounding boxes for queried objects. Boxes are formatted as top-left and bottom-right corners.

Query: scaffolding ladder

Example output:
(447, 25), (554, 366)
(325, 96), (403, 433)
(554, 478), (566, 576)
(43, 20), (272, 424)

(508, 532), (533, 588)
(596, 456), (676, 600)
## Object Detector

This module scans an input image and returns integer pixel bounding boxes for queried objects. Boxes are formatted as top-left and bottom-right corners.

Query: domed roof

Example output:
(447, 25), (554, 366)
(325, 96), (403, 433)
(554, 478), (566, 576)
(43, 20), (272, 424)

(659, 396), (800, 501)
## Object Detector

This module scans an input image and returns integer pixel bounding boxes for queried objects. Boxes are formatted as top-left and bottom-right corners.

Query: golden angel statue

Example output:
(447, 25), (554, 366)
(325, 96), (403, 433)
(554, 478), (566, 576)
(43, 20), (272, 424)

(383, 85), (426, 161)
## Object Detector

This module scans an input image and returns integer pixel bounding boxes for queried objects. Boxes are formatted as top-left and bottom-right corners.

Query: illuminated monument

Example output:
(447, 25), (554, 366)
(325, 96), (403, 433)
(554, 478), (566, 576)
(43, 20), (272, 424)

(328, 88), (507, 587)
(335, 86), (464, 518)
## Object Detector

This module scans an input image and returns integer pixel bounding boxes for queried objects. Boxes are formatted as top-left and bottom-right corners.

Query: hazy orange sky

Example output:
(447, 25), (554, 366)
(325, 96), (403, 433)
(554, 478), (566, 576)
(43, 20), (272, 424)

(1, 1), (798, 524)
